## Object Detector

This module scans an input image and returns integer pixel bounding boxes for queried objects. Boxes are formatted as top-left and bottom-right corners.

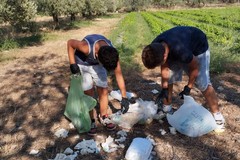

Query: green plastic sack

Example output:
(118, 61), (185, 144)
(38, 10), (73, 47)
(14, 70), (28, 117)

(64, 74), (97, 133)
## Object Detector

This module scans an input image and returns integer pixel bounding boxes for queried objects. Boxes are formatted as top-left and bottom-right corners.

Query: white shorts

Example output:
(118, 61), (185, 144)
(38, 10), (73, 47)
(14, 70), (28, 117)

(77, 64), (108, 91)
(168, 49), (211, 91)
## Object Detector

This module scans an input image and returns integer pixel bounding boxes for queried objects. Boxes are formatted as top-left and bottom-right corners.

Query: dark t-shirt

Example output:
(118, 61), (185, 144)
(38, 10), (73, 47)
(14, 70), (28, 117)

(152, 26), (209, 64)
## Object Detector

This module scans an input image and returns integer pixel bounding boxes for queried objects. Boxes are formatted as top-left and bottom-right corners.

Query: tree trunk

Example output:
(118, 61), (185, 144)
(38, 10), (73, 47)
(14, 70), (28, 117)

(70, 13), (76, 21)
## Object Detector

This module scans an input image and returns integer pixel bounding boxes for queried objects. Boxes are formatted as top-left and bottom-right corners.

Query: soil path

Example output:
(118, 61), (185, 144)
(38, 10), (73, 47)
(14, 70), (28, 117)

(0, 16), (239, 160)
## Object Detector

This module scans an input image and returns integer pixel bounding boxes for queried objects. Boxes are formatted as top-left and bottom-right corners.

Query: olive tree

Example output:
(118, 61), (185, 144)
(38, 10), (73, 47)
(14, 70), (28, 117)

(64, 0), (85, 21)
(0, 0), (37, 32)
(37, 0), (65, 25)
(82, 0), (107, 18)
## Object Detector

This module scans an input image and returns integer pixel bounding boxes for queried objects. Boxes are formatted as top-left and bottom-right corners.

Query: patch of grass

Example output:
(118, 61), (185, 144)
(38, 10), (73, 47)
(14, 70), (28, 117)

(110, 12), (154, 72)
(41, 33), (58, 41)
(0, 34), (46, 51)
(15, 34), (44, 47)
(210, 42), (240, 74)
(63, 20), (93, 30)
(0, 52), (16, 62)
(0, 39), (19, 51)
(100, 13), (122, 19)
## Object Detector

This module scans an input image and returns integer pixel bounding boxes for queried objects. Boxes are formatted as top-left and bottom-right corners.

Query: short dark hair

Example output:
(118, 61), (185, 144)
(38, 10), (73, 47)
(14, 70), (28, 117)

(142, 43), (165, 69)
(98, 46), (119, 71)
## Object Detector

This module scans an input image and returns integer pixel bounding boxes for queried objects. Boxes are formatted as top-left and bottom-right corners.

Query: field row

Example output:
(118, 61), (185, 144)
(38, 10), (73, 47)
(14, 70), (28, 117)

(111, 6), (240, 73)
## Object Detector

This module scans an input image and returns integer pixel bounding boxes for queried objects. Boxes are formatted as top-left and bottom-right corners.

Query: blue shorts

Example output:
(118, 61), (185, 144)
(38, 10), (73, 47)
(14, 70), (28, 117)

(168, 49), (211, 91)
(77, 64), (108, 91)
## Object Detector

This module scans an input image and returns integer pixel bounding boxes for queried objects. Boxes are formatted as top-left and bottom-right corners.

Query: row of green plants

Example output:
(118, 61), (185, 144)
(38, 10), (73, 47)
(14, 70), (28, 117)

(165, 8), (240, 30)
(151, 11), (233, 45)
(110, 12), (154, 72)
(110, 7), (240, 73)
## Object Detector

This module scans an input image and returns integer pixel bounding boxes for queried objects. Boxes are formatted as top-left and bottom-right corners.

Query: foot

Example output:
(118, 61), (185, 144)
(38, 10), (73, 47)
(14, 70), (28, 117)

(213, 112), (225, 133)
(88, 122), (97, 136)
(99, 115), (116, 130)
(214, 119), (225, 133)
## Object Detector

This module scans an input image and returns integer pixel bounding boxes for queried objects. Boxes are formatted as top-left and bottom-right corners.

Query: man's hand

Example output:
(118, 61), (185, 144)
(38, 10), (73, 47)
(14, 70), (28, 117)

(121, 97), (130, 114)
(155, 88), (168, 106)
(70, 64), (80, 74)
(179, 85), (191, 99)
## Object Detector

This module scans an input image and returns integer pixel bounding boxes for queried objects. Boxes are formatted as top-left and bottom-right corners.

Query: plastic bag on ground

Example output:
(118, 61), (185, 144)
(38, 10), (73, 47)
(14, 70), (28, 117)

(125, 137), (153, 160)
(137, 99), (158, 124)
(64, 74), (97, 133)
(110, 102), (144, 130)
(109, 90), (135, 101)
(167, 95), (217, 137)
(110, 99), (157, 130)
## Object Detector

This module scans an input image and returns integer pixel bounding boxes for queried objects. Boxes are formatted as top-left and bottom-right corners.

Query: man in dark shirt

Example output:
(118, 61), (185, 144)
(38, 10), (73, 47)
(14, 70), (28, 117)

(142, 26), (225, 133)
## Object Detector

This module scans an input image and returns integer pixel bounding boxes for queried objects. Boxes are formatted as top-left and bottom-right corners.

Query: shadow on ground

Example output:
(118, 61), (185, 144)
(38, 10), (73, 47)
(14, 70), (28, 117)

(0, 49), (239, 160)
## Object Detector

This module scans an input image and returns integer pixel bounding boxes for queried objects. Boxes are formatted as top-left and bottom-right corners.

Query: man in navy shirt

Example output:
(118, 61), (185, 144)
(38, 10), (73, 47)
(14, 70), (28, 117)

(142, 26), (225, 133)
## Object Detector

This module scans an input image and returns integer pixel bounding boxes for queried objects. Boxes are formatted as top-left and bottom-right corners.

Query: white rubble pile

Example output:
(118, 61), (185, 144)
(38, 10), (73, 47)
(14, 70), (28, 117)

(50, 130), (128, 159)
(49, 139), (99, 160)
(159, 129), (167, 135)
(115, 130), (127, 143)
(74, 139), (100, 155)
(101, 130), (127, 153)
(54, 128), (69, 138)
(52, 152), (78, 160)
(151, 89), (159, 94)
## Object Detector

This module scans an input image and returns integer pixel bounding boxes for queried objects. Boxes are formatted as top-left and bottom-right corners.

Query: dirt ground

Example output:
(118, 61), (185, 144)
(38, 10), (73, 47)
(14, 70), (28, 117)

(0, 16), (239, 160)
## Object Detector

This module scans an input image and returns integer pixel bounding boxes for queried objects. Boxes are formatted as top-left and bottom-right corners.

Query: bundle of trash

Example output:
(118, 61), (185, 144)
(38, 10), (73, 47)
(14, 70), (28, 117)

(167, 95), (217, 137)
(109, 90), (218, 137)
(109, 90), (158, 130)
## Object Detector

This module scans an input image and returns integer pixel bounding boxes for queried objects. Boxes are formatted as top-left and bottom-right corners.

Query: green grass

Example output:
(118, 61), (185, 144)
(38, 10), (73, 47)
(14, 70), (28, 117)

(210, 42), (240, 74)
(63, 20), (93, 30)
(109, 12), (154, 72)
(112, 8), (240, 73)
(0, 52), (17, 62)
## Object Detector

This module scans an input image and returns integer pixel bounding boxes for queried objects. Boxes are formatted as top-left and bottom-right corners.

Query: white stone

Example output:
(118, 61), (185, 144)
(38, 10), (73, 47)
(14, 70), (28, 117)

(29, 149), (39, 155)
(54, 128), (68, 138)
(151, 89), (159, 94)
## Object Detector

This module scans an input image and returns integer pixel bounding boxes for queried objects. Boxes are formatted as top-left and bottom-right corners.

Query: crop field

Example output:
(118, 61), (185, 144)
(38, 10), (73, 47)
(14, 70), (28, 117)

(111, 6), (240, 73)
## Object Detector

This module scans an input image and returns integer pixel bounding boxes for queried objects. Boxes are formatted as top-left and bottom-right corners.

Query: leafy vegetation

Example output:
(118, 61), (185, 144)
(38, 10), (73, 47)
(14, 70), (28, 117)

(0, 3), (239, 73)
(109, 6), (240, 73)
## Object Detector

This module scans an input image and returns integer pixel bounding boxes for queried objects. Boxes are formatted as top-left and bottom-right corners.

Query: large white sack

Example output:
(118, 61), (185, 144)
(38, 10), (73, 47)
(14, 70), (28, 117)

(167, 95), (217, 137)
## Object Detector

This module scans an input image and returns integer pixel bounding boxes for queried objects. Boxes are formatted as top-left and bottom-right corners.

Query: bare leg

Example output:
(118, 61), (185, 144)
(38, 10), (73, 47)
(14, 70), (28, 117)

(163, 84), (173, 105)
(84, 88), (95, 119)
(202, 85), (219, 113)
(96, 86), (109, 117)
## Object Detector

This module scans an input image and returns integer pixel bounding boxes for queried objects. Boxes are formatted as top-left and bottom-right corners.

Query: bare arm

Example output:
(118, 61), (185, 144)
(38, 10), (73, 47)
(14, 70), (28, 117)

(67, 39), (88, 64)
(161, 62), (170, 89)
(187, 56), (199, 88)
(114, 61), (127, 98)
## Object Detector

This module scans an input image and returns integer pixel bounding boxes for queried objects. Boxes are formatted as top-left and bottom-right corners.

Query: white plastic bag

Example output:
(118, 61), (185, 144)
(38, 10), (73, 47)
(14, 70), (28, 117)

(167, 95), (217, 137)
(137, 99), (158, 124)
(110, 105), (144, 130)
(109, 90), (135, 101)
(110, 99), (157, 130)
(125, 137), (153, 160)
